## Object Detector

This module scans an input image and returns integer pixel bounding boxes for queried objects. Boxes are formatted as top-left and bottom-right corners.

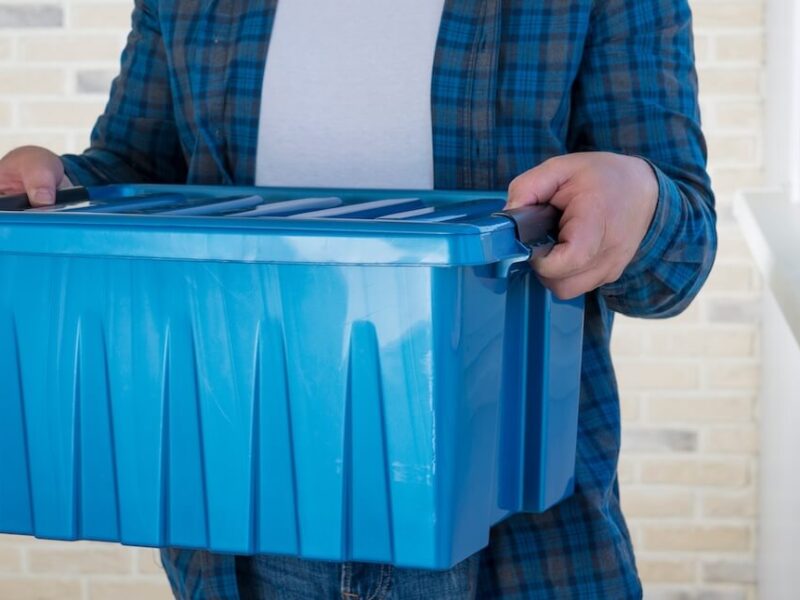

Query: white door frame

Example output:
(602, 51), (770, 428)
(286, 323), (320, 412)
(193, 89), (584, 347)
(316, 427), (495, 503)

(765, 0), (800, 201)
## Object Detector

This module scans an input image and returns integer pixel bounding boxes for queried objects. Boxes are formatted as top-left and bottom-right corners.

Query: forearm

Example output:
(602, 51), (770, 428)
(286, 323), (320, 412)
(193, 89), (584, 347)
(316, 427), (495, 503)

(567, 0), (716, 316)
(62, 0), (186, 187)
(61, 118), (186, 187)
(599, 161), (717, 318)
(62, 149), (149, 186)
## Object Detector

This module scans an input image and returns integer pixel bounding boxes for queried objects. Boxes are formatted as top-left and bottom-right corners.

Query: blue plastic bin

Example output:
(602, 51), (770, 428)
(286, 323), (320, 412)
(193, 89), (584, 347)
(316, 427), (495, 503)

(0, 185), (583, 569)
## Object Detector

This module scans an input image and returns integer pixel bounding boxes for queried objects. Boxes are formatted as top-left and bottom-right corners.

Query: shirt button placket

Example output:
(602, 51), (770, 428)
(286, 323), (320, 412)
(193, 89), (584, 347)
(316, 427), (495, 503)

(209, 1), (232, 152)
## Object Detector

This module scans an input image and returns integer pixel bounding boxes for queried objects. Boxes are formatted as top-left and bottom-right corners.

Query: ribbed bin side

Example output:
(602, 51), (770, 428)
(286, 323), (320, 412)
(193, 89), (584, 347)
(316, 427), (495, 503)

(429, 266), (510, 567)
(0, 258), (125, 542)
(0, 315), (35, 536)
(497, 275), (584, 513)
(0, 255), (515, 568)
(269, 262), (442, 564)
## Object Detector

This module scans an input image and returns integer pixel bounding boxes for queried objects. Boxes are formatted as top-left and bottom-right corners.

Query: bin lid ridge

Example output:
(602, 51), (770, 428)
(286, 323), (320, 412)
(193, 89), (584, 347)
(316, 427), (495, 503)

(0, 184), (537, 267)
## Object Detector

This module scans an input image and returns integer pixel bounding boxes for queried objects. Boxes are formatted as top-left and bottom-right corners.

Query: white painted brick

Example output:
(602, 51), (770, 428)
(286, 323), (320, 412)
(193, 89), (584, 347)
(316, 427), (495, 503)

(638, 558), (696, 584)
(614, 361), (701, 390)
(707, 329), (759, 358)
(704, 264), (756, 293)
(640, 458), (750, 487)
(0, 578), (82, 600)
(18, 33), (125, 63)
(622, 428), (698, 453)
(702, 427), (759, 454)
(707, 134), (758, 165)
(0, 132), (70, 156)
(622, 488), (695, 518)
(134, 548), (165, 576)
(646, 394), (753, 424)
(648, 329), (756, 358)
(0, 67), (67, 94)
(708, 167), (764, 194)
(704, 297), (761, 325)
(642, 589), (749, 600)
(641, 588), (693, 600)
(715, 102), (763, 131)
(618, 456), (636, 484)
(0, 533), (31, 546)
(66, 131), (90, 154)
(694, 33), (713, 65)
(69, 2), (132, 29)
(75, 69), (116, 95)
(693, 2), (764, 30)
(702, 491), (758, 518)
(641, 524), (751, 552)
(87, 580), (173, 600)
(714, 203), (737, 224)
(620, 391), (642, 421)
(0, 4), (63, 28)
(703, 560), (757, 584)
(0, 101), (11, 127)
(698, 68), (761, 97)
(716, 226), (756, 261)
(610, 326), (645, 356)
(704, 362), (761, 389)
(697, 589), (748, 600)
(28, 546), (133, 575)
(0, 38), (12, 60)
(0, 546), (22, 572)
(18, 100), (105, 129)
(714, 33), (764, 63)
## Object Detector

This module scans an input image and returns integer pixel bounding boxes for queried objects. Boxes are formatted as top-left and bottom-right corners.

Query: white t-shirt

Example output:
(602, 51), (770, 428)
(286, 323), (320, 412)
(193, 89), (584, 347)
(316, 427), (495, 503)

(254, 0), (445, 190)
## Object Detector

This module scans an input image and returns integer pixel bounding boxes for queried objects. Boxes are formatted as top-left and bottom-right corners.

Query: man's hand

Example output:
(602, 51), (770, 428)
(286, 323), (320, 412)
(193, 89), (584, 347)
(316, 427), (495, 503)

(506, 152), (659, 300)
(0, 146), (72, 207)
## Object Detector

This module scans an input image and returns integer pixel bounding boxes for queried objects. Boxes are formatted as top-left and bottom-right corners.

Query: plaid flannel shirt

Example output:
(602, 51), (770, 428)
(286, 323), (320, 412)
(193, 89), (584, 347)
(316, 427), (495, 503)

(62, 0), (717, 597)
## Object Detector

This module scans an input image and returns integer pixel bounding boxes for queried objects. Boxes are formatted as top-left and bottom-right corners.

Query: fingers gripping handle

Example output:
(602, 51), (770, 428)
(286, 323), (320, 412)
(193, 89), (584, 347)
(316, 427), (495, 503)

(0, 186), (89, 211)
(494, 204), (560, 260)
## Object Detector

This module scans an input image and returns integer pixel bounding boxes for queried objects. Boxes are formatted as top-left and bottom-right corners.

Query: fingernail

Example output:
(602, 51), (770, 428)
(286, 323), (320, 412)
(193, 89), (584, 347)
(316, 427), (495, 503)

(31, 188), (54, 205)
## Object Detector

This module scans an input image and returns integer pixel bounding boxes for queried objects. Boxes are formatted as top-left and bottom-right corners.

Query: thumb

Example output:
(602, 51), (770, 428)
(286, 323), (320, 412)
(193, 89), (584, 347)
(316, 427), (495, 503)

(506, 157), (568, 209)
(23, 167), (59, 207)
(532, 214), (603, 279)
(533, 240), (585, 279)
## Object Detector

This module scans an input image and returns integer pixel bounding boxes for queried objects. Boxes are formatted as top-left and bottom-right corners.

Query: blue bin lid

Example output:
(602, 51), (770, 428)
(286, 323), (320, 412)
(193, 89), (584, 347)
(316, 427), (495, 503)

(0, 184), (555, 267)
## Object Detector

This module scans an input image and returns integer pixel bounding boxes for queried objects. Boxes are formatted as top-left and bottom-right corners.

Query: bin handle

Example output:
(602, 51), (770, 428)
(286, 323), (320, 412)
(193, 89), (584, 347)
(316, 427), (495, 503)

(0, 186), (89, 211)
(493, 204), (560, 260)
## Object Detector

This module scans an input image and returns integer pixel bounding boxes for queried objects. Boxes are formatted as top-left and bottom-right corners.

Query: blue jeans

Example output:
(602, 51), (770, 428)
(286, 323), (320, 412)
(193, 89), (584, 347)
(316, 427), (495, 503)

(162, 551), (480, 600)
(161, 508), (643, 598)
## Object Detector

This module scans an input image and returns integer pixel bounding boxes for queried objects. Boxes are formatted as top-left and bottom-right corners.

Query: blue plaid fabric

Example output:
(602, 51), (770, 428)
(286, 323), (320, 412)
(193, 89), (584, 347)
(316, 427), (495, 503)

(62, 0), (717, 598)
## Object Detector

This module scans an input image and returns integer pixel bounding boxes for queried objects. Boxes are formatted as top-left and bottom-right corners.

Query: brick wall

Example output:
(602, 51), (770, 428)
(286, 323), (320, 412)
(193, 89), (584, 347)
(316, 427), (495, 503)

(0, 1), (764, 599)
(615, 1), (764, 598)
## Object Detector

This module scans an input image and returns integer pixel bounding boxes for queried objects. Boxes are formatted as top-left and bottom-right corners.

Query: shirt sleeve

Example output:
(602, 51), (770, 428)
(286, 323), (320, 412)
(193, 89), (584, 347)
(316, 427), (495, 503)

(568, 0), (717, 318)
(60, 0), (186, 185)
